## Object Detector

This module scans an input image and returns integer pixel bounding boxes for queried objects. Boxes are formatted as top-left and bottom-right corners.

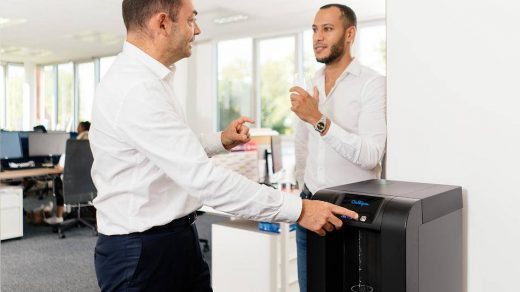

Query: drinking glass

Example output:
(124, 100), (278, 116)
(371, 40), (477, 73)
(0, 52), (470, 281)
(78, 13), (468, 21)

(292, 73), (311, 93)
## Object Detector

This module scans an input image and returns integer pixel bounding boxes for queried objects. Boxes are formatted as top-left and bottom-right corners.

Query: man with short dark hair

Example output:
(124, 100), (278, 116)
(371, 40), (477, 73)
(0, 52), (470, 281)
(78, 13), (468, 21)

(290, 4), (387, 292)
(91, 0), (359, 291)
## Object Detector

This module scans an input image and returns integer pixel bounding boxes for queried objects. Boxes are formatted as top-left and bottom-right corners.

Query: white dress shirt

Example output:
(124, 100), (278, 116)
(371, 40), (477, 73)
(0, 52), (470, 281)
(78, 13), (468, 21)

(90, 42), (301, 235)
(294, 59), (387, 194)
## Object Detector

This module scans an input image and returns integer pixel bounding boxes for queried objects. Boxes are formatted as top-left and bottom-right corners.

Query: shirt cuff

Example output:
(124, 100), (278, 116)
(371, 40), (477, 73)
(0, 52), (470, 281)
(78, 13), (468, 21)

(321, 120), (339, 141)
(200, 132), (228, 157)
(277, 192), (303, 223)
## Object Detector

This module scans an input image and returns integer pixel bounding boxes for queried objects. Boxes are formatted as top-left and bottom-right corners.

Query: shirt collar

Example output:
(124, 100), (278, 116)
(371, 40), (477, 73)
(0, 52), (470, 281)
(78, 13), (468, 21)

(316, 57), (361, 80)
(344, 58), (361, 77)
(122, 41), (176, 80)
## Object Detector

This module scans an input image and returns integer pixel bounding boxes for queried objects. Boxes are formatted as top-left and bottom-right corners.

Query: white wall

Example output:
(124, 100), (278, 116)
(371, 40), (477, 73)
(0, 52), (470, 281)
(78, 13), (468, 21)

(387, 1), (520, 291)
(185, 41), (217, 134)
(173, 58), (188, 111)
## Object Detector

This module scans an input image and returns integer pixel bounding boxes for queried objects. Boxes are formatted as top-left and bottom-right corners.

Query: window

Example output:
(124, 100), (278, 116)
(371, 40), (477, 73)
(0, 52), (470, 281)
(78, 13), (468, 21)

(258, 36), (296, 134)
(303, 30), (321, 80)
(0, 65), (5, 128)
(5, 65), (25, 130)
(217, 38), (253, 131)
(357, 23), (386, 75)
(77, 62), (95, 122)
(57, 63), (74, 131)
(37, 65), (56, 129)
(100, 56), (116, 81)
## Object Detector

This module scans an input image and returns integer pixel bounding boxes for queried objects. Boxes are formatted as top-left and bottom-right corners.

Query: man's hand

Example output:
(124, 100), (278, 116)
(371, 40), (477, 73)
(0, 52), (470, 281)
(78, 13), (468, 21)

(290, 86), (322, 125)
(221, 116), (255, 150)
(298, 199), (359, 236)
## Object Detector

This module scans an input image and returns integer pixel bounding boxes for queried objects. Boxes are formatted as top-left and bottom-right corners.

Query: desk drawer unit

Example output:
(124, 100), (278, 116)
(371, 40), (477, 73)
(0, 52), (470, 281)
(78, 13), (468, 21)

(212, 220), (298, 292)
(0, 186), (24, 240)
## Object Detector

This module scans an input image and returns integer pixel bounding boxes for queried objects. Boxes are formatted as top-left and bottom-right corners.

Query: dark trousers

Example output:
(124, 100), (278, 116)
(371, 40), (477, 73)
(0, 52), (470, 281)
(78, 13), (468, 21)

(53, 176), (64, 206)
(94, 221), (212, 292)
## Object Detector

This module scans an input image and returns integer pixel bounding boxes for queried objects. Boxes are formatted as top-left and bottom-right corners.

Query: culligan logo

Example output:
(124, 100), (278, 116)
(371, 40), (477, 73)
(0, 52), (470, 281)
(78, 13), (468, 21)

(351, 199), (369, 207)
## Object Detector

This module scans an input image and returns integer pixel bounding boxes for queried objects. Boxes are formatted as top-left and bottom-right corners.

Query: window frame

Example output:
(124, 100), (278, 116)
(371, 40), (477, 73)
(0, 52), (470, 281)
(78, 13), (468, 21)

(215, 20), (386, 133)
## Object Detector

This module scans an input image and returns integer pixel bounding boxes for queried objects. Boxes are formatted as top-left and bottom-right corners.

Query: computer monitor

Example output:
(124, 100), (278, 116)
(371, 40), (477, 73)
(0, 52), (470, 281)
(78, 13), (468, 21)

(18, 131), (30, 157)
(28, 132), (70, 156)
(0, 132), (23, 159)
(271, 135), (283, 174)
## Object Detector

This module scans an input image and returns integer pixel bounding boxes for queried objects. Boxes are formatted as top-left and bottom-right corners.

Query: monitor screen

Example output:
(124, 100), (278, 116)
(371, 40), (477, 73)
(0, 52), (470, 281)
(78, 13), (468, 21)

(28, 132), (70, 156)
(0, 132), (23, 159)
(271, 135), (283, 174)
(18, 131), (30, 157)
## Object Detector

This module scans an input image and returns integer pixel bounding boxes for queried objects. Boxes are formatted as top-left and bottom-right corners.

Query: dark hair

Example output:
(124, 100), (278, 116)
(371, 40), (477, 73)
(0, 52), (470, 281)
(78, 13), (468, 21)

(320, 4), (357, 29)
(33, 125), (47, 133)
(122, 0), (182, 31)
(79, 121), (91, 131)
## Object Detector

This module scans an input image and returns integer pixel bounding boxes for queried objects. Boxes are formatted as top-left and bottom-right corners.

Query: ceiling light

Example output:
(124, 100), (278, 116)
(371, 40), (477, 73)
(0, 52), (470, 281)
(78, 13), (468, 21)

(0, 17), (27, 29)
(0, 46), (52, 57)
(213, 14), (249, 25)
(71, 30), (123, 45)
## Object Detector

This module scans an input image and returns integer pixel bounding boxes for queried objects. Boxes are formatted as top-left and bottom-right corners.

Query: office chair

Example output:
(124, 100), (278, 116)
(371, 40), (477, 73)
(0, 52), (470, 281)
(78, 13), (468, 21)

(55, 139), (97, 239)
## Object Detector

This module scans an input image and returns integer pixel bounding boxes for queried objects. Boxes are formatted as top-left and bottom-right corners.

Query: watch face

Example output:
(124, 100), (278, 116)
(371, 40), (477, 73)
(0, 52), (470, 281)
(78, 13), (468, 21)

(316, 121), (325, 131)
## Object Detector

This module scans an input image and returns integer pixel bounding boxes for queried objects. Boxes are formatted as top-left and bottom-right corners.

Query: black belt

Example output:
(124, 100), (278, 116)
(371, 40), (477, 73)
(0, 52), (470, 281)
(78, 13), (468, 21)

(144, 212), (197, 233)
(301, 184), (313, 199)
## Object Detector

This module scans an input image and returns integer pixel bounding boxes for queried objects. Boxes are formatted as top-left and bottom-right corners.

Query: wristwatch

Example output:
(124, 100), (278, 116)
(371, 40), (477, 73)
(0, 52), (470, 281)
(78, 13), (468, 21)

(314, 115), (327, 133)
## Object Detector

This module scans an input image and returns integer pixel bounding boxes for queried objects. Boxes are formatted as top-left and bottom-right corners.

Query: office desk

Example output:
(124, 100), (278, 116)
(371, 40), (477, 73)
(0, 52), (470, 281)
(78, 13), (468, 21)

(211, 219), (298, 292)
(0, 168), (62, 180)
(200, 204), (299, 292)
(0, 168), (61, 241)
(0, 185), (23, 240)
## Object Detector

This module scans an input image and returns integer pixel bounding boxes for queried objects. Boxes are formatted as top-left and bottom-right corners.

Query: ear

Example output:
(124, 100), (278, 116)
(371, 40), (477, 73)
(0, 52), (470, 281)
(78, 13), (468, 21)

(149, 12), (170, 36)
(346, 26), (356, 43)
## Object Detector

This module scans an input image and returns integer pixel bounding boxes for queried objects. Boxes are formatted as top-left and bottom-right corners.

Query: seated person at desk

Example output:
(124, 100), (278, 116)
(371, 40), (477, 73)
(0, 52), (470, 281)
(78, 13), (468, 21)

(33, 124), (47, 133)
(76, 121), (90, 140)
(44, 121), (90, 224)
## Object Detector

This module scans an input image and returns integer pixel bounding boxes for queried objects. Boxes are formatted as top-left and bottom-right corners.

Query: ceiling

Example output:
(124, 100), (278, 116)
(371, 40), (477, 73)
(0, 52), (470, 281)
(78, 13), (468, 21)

(0, 0), (385, 64)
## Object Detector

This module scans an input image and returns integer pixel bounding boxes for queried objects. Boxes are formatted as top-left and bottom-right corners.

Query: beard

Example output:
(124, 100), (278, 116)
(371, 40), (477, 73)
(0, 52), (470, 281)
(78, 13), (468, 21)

(316, 34), (346, 64)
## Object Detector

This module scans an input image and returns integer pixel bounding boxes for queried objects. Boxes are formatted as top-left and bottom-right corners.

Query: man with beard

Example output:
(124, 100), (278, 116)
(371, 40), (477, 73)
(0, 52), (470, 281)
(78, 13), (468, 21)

(290, 4), (387, 292)
(91, 0), (359, 291)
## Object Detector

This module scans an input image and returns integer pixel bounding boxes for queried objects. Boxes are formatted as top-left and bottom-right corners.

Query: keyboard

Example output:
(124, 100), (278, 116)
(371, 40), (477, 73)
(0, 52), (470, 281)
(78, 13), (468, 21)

(8, 161), (36, 169)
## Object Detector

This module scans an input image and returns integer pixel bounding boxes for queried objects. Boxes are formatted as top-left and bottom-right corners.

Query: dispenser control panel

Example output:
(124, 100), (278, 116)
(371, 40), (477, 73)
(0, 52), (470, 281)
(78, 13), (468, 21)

(340, 194), (384, 224)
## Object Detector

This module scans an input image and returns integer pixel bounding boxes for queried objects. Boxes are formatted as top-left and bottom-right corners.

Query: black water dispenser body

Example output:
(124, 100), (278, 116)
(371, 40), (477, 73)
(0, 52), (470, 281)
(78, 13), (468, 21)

(308, 179), (463, 292)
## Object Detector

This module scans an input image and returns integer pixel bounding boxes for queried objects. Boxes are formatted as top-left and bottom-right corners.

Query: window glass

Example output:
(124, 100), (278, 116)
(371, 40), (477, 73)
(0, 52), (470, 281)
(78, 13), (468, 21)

(57, 63), (74, 131)
(303, 30), (321, 79)
(0, 66), (5, 128)
(37, 65), (56, 129)
(77, 62), (95, 122)
(6, 65), (25, 130)
(217, 38), (253, 131)
(358, 24), (386, 75)
(258, 36), (296, 134)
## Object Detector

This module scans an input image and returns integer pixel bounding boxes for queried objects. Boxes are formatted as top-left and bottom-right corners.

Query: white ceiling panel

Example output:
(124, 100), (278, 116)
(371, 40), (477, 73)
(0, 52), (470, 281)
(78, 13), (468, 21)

(0, 0), (384, 64)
